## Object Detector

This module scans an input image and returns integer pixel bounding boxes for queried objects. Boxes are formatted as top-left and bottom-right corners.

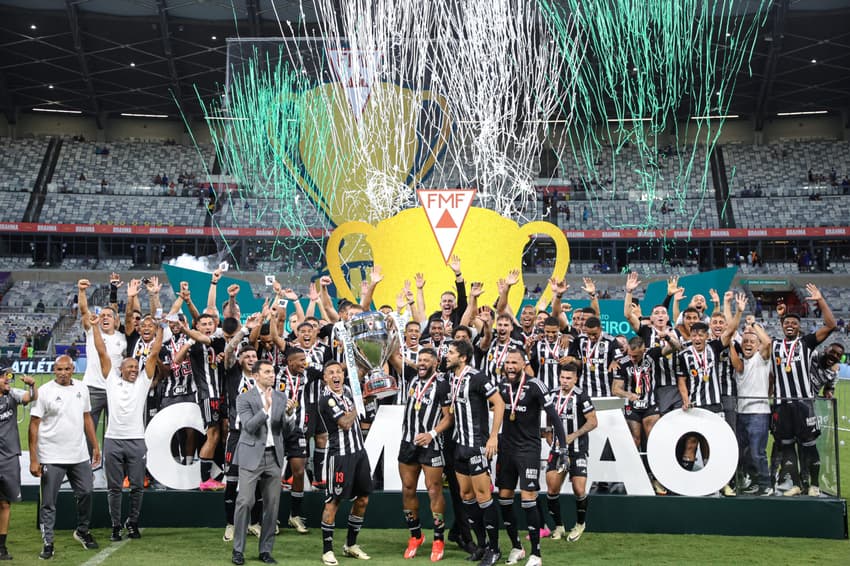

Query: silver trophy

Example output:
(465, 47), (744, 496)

(345, 311), (400, 399)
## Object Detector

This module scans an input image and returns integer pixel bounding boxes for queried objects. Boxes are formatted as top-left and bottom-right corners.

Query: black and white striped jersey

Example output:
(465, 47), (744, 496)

(567, 335), (620, 397)
(401, 373), (450, 448)
(548, 386), (594, 453)
(318, 385), (365, 456)
(188, 338), (225, 399)
(483, 337), (526, 386)
(770, 333), (821, 400)
(257, 343), (286, 371)
(159, 334), (197, 398)
(615, 346), (664, 409)
(223, 365), (255, 430)
(676, 340), (725, 407)
(717, 340), (737, 397)
(275, 367), (308, 430)
(449, 366), (498, 448)
(296, 342), (333, 406)
(529, 337), (565, 393)
(638, 325), (681, 388)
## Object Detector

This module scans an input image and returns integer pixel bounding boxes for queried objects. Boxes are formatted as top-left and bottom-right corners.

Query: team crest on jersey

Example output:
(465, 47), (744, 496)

(328, 399), (336, 407)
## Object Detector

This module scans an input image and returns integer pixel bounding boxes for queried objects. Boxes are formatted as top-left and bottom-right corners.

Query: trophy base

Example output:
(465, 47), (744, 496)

(363, 374), (399, 400)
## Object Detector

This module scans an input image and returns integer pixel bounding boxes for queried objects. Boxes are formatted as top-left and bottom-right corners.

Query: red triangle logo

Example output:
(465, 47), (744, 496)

(436, 209), (456, 228)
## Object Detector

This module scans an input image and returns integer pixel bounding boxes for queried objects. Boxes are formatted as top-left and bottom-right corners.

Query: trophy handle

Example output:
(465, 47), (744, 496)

(518, 221), (571, 306)
(325, 221), (377, 303)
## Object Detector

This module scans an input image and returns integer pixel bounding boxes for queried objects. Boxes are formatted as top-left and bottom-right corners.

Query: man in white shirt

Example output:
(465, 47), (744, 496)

(29, 355), (101, 560)
(730, 322), (773, 496)
(78, 279), (128, 442)
(90, 312), (162, 542)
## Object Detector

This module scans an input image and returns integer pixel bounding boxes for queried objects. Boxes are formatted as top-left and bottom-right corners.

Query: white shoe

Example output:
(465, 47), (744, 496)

(343, 544), (371, 560)
(506, 547), (526, 565)
(550, 525), (566, 540)
(808, 486), (821, 497)
(247, 523), (261, 538)
(567, 523), (585, 542)
(222, 524), (234, 542)
(322, 551), (339, 566)
(288, 515), (309, 534)
(783, 486), (802, 497)
(525, 556), (543, 566)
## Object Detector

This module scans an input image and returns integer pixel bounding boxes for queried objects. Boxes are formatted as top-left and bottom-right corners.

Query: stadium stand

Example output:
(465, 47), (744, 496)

(0, 137), (49, 193)
(51, 139), (216, 196)
(724, 140), (850, 196)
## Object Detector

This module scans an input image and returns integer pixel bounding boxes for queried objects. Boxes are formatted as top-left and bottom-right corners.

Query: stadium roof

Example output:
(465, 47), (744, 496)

(0, 0), (849, 129)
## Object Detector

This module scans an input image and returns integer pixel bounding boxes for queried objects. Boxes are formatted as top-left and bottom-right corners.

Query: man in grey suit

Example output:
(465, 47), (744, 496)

(232, 359), (296, 565)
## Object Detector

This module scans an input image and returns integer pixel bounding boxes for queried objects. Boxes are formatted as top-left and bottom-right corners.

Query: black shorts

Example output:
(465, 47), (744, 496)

(200, 396), (224, 428)
(656, 386), (682, 414)
(775, 399), (820, 444)
(0, 458), (21, 502)
(224, 430), (240, 477)
(159, 393), (196, 410)
(546, 449), (588, 478)
(325, 451), (372, 502)
(285, 431), (309, 459)
(398, 440), (444, 468)
(305, 404), (327, 437)
(625, 403), (660, 422)
(496, 452), (541, 492)
(453, 444), (489, 477)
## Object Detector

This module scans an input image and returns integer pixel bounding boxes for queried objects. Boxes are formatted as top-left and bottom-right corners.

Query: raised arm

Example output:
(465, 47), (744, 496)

(360, 265), (383, 310)
(318, 275), (340, 323)
(582, 277), (600, 316)
(460, 281), (484, 327)
(721, 293), (746, 347)
(495, 270), (519, 317)
(107, 272), (122, 314)
(89, 313), (112, 377)
(146, 276), (163, 316)
(147, 322), (165, 380)
(125, 279), (141, 336)
(710, 288), (722, 316)
(206, 268), (222, 314)
(806, 283), (837, 344)
(449, 255), (467, 316)
(623, 272), (641, 332)
(179, 281), (201, 325)
(78, 279), (93, 331)
(549, 277), (571, 332)
(414, 273), (428, 325)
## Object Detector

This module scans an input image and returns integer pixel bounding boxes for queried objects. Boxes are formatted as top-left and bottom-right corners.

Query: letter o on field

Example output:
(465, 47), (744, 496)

(646, 408), (738, 496)
(145, 402), (205, 490)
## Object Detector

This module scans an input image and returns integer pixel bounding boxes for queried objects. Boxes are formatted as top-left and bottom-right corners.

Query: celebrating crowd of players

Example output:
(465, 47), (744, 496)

(0, 257), (842, 565)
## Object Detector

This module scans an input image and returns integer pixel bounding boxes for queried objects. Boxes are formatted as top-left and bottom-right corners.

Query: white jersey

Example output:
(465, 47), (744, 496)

(83, 327), (127, 389)
(30, 379), (91, 464)
(105, 372), (154, 439)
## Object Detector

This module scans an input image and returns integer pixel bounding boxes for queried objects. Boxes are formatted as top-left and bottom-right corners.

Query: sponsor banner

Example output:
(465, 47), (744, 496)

(0, 223), (846, 240)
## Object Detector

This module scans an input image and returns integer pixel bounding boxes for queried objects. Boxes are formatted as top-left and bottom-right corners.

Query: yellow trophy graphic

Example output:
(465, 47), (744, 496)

(326, 190), (570, 314)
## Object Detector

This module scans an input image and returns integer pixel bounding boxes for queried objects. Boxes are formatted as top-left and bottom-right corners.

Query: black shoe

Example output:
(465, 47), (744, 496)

(741, 483), (760, 495)
(73, 530), (99, 550)
(39, 543), (54, 560)
(0, 546), (11, 560)
(465, 546), (486, 562)
(259, 553), (278, 564)
(461, 540), (478, 555)
(125, 521), (141, 539)
(110, 526), (122, 542)
(478, 548), (502, 566)
(231, 551), (245, 565)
